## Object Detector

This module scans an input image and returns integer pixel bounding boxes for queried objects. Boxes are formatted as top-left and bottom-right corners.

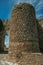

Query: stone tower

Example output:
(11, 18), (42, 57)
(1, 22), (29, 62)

(9, 3), (40, 61)
(0, 19), (5, 52)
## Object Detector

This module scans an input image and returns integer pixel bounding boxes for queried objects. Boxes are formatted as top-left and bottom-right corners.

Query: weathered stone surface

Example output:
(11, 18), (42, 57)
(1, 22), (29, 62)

(37, 19), (43, 52)
(0, 53), (43, 65)
(4, 53), (43, 65)
(11, 3), (38, 41)
(9, 3), (40, 63)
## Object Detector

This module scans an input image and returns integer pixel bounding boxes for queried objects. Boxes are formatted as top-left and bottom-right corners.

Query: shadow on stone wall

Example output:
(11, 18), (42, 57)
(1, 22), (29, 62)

(0, 51), (8, 54)
(37, 20), (43, 53)
(0, 19), (8, 54)
(0, 19), (4, 53)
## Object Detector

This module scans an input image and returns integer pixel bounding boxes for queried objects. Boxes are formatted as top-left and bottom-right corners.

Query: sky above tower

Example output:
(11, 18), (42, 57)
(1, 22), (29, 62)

(0, 0), (43, 20)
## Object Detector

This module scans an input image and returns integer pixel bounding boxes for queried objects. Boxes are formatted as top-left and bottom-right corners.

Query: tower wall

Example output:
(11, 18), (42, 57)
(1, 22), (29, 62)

(9, 3), (40, 61)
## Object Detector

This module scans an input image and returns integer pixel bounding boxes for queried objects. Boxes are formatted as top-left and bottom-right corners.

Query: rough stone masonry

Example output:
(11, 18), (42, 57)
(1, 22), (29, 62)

(9, 3), (40, 62)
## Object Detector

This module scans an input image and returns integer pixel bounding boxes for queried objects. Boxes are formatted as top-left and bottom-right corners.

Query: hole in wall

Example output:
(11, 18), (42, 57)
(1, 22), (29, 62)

(4, 34), (10, 54)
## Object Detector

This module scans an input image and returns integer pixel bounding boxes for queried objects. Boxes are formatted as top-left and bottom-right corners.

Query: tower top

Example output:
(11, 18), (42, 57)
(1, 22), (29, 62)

(12, 3), (35, 17)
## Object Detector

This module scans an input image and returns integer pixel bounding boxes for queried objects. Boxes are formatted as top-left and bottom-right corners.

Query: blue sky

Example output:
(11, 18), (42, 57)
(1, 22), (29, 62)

(0, 0), (43, 20)
(4, 35), (10, 48)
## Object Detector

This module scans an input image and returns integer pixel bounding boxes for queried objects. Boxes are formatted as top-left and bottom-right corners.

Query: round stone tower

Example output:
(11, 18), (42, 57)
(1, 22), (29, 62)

(9, 3), (39, 61)
(0, 19), (5, 52)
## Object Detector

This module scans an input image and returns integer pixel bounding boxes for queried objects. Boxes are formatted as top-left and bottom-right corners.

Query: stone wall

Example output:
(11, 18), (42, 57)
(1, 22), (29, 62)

(9, 3), (40, 62)
(37, 19), (43, 53)
(3, 18), (43, 53)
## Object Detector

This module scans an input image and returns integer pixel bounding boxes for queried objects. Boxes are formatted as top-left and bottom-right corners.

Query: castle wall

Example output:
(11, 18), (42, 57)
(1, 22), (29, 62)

(37, 19), (43, 52)
(9, 3), (40, 61)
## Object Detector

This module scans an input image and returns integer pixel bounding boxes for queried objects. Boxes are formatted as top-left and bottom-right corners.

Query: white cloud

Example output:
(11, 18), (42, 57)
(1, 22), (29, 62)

(36, 14), (43, 18)
(17, 0), (33, 4)
(32, 0), (37, 3)
(36, 0), (43, 9)
(36, 5), (43, 12)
